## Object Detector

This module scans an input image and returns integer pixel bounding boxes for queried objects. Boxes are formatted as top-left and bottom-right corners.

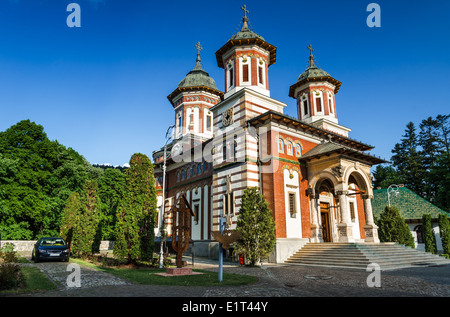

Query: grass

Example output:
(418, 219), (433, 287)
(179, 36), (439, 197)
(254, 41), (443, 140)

(0, 266), (57, 294)
(71, 258), (258, 287)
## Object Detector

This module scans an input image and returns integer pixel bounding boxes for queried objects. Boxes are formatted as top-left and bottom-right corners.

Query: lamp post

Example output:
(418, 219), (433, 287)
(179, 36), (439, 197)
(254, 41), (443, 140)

(158, 125), (175, 269)
(387, 184), (400, 207)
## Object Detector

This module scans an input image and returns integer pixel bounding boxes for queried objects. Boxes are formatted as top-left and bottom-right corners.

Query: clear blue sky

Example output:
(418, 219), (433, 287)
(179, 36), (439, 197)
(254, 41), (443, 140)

(0, 0), (449, 167)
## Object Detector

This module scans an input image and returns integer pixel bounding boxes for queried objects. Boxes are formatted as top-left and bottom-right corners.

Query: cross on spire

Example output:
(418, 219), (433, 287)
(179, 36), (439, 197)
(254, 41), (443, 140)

(241, 4), (249, 18)
(307, 44), (314, 56)
(307, 44), (316, 68)
(195, 41), (203, 54)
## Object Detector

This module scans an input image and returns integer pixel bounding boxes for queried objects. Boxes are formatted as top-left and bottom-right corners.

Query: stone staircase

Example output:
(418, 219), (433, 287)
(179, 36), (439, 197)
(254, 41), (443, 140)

(285, 243), (450, 271)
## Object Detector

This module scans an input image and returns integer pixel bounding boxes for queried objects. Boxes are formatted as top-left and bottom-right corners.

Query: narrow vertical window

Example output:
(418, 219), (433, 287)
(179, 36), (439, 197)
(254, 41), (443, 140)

(328, 95), (334, 114)
(303, 100), (308, 116)
(222, 139), (227, 161)
(233, 135), (238, 160)
(194, 204), (199, 224)
(289, 193), (297, 218)
(316, 97), (322, 112)
(258, 66), (264, 84)
(349, 201), (356, 222)
(228, 68), (234, 88)
(243, 64), (249, 82)
(206, 114), (212, 131)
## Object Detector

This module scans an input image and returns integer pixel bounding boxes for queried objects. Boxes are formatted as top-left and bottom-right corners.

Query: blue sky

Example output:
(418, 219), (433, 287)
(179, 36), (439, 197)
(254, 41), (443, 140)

(0, 0), (449, 167)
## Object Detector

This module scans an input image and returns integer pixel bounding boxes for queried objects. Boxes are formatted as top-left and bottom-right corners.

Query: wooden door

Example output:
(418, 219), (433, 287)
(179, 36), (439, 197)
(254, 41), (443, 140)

(320, 202), (331, 242)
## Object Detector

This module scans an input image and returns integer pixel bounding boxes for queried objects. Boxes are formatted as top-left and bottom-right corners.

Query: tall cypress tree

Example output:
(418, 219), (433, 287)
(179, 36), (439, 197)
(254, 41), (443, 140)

(114, 153), (156, 263)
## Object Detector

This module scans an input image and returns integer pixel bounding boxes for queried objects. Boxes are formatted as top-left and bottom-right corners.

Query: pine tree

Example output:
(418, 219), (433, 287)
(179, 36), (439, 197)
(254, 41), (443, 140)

(391, 122), (425, 196)
(376, 206), (415, 248)
(235, 187), (276, 266)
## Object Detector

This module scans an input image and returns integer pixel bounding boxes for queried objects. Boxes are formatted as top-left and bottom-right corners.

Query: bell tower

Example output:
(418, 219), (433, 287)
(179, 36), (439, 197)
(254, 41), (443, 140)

(289, 45), (351, 137)
(215, 5), (277, 99)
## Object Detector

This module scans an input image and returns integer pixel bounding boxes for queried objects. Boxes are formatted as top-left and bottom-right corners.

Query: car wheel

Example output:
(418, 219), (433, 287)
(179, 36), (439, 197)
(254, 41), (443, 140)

(34, 255), (39, 263)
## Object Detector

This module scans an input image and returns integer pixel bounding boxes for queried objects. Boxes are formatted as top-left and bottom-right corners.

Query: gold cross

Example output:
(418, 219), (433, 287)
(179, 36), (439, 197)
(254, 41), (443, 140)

(307, 44), (314, 55)
(195, 42), (203, 53)
(241, 4), (249, 18)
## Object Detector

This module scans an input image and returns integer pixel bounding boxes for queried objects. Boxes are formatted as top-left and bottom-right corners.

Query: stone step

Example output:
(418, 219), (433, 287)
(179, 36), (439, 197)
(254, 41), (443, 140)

(284, 242), (450, 270)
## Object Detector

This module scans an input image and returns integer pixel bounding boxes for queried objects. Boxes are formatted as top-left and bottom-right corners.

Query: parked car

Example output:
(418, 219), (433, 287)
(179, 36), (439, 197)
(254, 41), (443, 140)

(31, 237), (70, 263)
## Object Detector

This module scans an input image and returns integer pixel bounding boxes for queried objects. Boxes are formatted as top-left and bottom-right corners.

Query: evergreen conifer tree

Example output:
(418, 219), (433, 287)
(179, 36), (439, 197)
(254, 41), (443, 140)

(422, 214), (437, 254)
(235, 187), (276, 266)
(376, 206), (415, 248)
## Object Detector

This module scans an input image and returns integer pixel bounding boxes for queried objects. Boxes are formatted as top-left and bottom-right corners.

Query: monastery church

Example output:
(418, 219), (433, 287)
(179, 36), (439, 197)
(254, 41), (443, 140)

(152, 7), (387, 263)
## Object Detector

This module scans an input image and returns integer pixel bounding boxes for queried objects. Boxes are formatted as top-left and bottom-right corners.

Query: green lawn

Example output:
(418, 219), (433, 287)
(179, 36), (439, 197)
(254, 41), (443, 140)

(0, 266), (56, 294)
(71, 258), (258, 287)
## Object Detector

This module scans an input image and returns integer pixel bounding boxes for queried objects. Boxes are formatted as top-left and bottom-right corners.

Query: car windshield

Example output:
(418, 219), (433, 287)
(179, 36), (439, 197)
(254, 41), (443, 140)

(40, 238), (66, 246)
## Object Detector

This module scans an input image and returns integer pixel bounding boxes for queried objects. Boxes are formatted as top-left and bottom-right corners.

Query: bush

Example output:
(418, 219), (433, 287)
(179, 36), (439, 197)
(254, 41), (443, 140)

(438, 214), (450, 255)
(423, 214), (437, 254)
(0, 243), (24, 290)
(376, 206), (415, 248)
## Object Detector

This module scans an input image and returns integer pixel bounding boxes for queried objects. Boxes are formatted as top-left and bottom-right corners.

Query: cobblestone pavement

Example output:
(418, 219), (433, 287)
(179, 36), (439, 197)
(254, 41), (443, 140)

(4, 256), (450, 297)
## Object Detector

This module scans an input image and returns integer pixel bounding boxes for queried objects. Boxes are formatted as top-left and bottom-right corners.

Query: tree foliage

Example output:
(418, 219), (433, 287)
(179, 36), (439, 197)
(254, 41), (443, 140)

(113, 153), (156, 263)
(438, 214), (450, 255)
(374, 114), (450, 211)
(376, 206), (415, 248)
(422, 214), (437, 254)
(234, 187), (276, 266)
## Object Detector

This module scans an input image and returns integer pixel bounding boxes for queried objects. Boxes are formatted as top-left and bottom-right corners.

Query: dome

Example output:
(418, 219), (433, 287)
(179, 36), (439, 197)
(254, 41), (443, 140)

(177, 53), (218, 91)
(297, 64), (331, 82)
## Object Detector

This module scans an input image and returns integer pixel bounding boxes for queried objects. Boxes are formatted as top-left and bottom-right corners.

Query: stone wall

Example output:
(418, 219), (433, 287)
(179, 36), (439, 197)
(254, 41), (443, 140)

(0, 240), (115, 253)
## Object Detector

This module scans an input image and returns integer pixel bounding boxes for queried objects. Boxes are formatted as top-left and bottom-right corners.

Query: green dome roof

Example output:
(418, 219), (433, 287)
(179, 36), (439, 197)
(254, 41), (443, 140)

(297, 53), (331, 82)
(177, 53), (218, 91)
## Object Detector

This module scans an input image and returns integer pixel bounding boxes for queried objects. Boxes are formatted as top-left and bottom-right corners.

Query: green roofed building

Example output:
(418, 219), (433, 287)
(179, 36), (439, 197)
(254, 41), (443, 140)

(373, 186), (450, 253)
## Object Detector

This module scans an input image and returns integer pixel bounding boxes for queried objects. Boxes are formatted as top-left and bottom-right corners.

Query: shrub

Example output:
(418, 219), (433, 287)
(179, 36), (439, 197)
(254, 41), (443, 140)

(234, 187), (276, 266)
(0, 243), (24, 290)
(423, 214), (438, 254)
(438, 214), (450, 255)
(376, 206), (415, 248)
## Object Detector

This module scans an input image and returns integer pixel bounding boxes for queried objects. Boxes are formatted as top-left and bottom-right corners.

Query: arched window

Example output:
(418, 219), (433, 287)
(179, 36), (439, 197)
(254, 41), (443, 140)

(176, 172), (180, 182)
(414, 225), (424, 244)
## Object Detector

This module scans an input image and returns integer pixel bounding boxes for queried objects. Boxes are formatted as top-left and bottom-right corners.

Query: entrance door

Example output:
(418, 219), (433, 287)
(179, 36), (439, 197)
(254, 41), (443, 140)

(320, 202), (331, 242)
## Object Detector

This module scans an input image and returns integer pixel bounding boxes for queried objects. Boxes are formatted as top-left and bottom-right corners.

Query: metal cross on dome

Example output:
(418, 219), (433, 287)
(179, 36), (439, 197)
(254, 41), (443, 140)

(308, 44), (314, 55)
(241, 4), (249, 18)
(195, 42), (203, 53)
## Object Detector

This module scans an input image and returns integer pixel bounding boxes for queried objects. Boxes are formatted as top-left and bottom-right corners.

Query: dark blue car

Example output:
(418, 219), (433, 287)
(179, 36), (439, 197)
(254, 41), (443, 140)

(31, 237), (70, 263)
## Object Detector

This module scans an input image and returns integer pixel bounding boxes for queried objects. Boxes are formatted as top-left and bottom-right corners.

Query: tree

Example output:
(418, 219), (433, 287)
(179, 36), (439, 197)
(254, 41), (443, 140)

(234, 187), (276, 266)
(97, 168), (126, 240)
(114, 153), (157, 263)
(62, 180), (102, 258)
(438, 214), (450, 255)
(376, 206), (415, 248)
(422, 214), (437, 254)
(428, 152), (450, 211)
(372, 164), (404, 189)
(391, 122), (425, 195)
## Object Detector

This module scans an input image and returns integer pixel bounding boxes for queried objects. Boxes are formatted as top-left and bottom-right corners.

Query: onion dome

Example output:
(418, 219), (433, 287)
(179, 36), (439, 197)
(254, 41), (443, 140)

(168, 43), (224, 106)
(289, 45), (342, 98)
(215, 6), (276, 69)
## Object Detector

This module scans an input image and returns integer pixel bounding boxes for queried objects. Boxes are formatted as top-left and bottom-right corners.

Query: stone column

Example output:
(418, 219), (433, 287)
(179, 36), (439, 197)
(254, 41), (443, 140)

(336, 191), (354, 243)
(362, 194), (380, 243)
(310, 193), (322, 243)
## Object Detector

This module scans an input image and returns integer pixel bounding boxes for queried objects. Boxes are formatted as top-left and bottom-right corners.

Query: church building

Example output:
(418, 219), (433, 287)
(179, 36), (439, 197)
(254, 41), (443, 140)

(152, 7), (387, 263)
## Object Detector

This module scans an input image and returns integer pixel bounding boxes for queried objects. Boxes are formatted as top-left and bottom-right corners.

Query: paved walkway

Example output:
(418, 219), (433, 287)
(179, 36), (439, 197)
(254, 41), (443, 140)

(4, 256), (450, 297)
